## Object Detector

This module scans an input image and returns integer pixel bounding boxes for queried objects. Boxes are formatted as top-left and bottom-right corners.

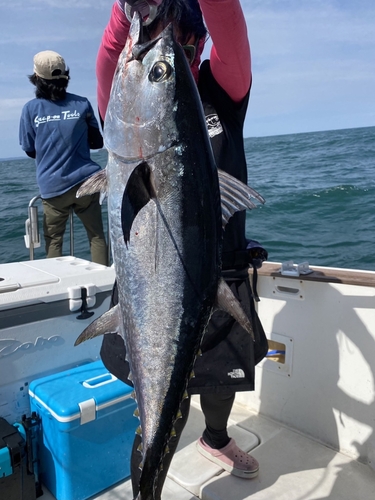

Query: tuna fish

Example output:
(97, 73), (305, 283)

(75, 13), (264, 500)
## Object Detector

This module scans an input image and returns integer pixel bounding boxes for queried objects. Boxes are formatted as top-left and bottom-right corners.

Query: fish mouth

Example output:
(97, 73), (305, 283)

(109, 141), (178, 163)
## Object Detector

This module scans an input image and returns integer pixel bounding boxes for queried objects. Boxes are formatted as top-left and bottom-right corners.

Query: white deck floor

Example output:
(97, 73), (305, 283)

(41, 396), (375, 500)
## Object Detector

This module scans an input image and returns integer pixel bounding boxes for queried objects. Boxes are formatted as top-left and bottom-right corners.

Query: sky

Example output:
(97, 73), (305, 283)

(0, 0), (374, 159)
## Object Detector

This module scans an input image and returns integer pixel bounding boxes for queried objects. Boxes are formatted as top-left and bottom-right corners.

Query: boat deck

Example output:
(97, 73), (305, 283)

(41, 396), (375, 500)
(2, 259), (374, 499)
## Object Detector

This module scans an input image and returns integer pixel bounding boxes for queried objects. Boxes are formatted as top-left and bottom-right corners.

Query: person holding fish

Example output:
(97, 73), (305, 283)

(95, 0), (268, 495)
(19, 51), (108, 265)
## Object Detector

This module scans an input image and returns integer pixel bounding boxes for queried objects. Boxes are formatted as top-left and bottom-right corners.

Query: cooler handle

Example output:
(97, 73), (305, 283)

(82, 373), (117, 389)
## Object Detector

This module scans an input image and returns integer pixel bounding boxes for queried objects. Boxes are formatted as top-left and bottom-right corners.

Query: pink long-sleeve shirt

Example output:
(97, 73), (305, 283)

(96, 0), (251, 120)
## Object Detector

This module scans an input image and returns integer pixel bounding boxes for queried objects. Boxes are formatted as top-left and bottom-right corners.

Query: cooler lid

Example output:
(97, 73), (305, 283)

(0, 257), (115, 312)
(29, 361), (133, 425)
(0, 262), (59, 292)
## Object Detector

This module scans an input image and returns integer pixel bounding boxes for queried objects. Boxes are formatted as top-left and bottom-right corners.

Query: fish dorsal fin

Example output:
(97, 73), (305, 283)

(122, 162), (155, 245)
(76, 169), (108, 201)
(216, 278), (255, 341)
(74, 305), (120, 346)
(218, 169), (265, 229)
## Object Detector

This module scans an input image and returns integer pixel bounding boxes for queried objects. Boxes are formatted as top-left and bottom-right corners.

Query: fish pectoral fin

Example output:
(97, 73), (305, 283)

(218, 169), (265, 229)
(122, 162), (156, 245)
(216, 278), (255, 341)
(74, 305), (121, 346)
(76, 168), (108, 202)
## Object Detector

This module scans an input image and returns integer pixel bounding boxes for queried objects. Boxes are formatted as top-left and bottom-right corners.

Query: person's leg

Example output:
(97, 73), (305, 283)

(73, 190), (108, 265)
(200, 392), (235, 449)
(42, 195), (70, 258)
(197, 392), (259, 478)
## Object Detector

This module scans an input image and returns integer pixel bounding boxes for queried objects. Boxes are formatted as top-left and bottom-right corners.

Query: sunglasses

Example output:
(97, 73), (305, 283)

(182, 42), (198, 65)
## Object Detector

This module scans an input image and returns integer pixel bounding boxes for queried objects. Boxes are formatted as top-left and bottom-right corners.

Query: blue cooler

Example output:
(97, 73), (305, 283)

(29, 360), (137, 500)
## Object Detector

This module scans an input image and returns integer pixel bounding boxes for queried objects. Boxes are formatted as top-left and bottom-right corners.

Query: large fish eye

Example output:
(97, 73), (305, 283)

(149, 61), (172, 83)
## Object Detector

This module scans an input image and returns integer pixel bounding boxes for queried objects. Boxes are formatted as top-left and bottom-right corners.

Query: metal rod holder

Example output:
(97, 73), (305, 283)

(24, 196), (42, 260)
(69, 209), (74, 256)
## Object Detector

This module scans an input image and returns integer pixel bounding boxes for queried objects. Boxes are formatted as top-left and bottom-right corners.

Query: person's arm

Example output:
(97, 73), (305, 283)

(96, 0), (251, 114)
(86, 104), (104, 149)
(88, 124), (104, 150)
(96, 1), (162, 119)
(19, 105), (37, 158)
(96, 2), (131, 120)
(199, 0), (251, 103)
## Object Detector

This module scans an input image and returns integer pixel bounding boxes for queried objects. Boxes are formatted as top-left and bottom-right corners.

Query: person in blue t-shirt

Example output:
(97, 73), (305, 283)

(19, 50), (108, 265)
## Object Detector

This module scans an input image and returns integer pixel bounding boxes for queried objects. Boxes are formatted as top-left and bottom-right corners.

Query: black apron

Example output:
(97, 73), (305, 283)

(100, 267), (268, 394)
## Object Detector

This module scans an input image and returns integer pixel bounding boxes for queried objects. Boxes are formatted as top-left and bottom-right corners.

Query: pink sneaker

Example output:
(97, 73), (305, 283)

(196, 437), (259, 479)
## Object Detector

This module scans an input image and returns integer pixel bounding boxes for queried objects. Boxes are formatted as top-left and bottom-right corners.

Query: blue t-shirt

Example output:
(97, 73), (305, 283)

(19, 92), (102, 198)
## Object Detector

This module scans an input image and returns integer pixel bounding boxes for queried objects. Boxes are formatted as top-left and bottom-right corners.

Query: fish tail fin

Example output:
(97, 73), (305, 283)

(137, 459), (160, 500)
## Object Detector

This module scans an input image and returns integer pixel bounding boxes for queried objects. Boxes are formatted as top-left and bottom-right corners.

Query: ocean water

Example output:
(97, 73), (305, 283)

(1, 126), (374, 271)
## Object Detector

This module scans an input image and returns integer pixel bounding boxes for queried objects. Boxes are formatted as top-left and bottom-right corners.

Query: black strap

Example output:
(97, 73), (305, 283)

(250, 264), (260, 302)
(221, 264), (260, 302)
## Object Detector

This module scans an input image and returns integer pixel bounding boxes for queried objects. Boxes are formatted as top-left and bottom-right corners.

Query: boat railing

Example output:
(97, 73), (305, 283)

(24, 195), (111, 263)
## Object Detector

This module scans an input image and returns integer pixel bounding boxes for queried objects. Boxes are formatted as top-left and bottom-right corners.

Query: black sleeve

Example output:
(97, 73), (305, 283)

(98, 109), (104, 132)
(88, 124), (104, 150)
(25, 150), (36, 159)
